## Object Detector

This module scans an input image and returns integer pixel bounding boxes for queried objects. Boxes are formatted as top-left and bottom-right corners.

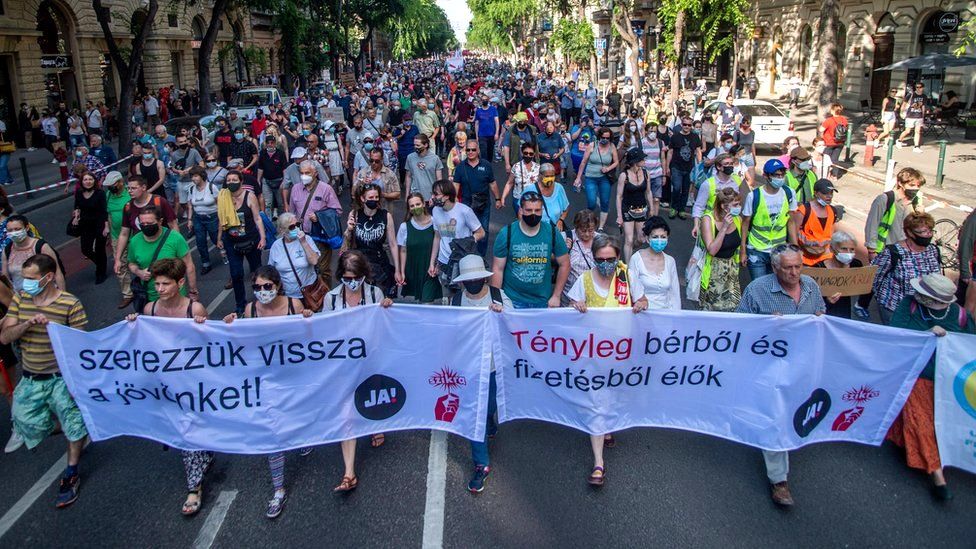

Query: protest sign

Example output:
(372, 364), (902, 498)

(935, 332), (976, 474)
(319, 107), (345, 125)
(801, 265), (877, 297)
(493, 309), (935, 451)
(339, 72), (356, 88)
(49, 305), (491, 453)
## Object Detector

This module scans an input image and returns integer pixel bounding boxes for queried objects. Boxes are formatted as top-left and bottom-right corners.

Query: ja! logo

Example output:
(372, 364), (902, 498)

(952, 359), (976, 421)
(355, 374), (406, 420)
(793, 389), (831, 437)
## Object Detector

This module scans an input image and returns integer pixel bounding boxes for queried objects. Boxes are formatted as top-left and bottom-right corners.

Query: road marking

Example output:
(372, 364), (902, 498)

(191, 490), (238, 549)
(0, 452), (66, 539)
(206, 288), (234, 315)
(421, 430), (448, 549)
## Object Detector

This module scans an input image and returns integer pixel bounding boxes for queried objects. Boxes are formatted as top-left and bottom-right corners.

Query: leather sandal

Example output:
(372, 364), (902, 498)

(182, 486), (203, 516)
(587, 466), (605, 486)
(333, 476), (358, 493)
(371, 433), (385, 448)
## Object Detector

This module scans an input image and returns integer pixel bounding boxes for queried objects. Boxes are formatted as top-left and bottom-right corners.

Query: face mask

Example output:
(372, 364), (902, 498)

(595, 260), (616, 277)
(342, 277), (364, 292)
(143, 153), (154, 160)
(903, 188), (919, 201)
(541, 176), (556, 187)
(729, 206), (743, 217)
(814, 145), (826, 154)
(432, 198), (445, 208)
(22, 276), (48, 297)
(206, 161), (218, 168)
(649, 238), (668, 253)
(722, 143), (732, 151)
(463, 279), (486, 295)
(364, 199), (380, 210)
(769, 177), (786, 189)
(599, 138), (609, 146)
(798, 161), (812, 171)
(287, 228), (300, 240)
(835, 252), (855, 265)
(629, 125), (638, 132)
(9, 229), (27, 243)
(517, 122), (526, 129)
(816, 198), (829, 207)
(255, 289), (277, 304)
(141, 223), (160, 237)
(364, 143), (374, 152)
(179, 144), (189, 150)
(721, 166), (735, 176)
(302, 129), (311, 136)
(235, 133), (244, 140)
(522, 213), (542, 227)
(227, 182), (241, 193)
(910, 234), (932, 247)
(410, 206), (425, 217)
(75, 150), (84, 158)
(300, 174), (314, 186)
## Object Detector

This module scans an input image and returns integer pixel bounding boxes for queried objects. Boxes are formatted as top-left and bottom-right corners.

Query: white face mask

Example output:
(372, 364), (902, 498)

(255, 289), (277, 304)
(835, 252), (855, 265)
(342, 277), (365, 292)
(798, 161), (813, 171)
(300, 174), (314, 185)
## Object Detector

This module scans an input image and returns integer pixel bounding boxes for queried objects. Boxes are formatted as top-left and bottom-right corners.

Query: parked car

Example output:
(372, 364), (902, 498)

(229, 87), (287, 121)
(695, 99), (794, 147)
(164, 115), (217, 146)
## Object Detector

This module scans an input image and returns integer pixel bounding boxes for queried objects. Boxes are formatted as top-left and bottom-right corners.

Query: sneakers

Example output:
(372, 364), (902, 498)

(51, 159), (58, 164)
(266, 491), (286, 518)
(770, 481), (794, 507)
(912, 147), (922, 154)
(4, 428), (24, 453)
(895, 141), (905, 149)
(852, 303), (870, 320)
(668, 208), (677, 219)
(56, 472), (80, 508)
(27, 147), (36, 152)
(468, 465), (491, 493)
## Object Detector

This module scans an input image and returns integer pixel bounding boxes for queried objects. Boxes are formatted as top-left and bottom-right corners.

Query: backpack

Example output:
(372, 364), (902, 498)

(832, 118), (848, 143)
(883, 243), (943, 280)
(4, 239), (67, 280)
(451, 285), (502, 307)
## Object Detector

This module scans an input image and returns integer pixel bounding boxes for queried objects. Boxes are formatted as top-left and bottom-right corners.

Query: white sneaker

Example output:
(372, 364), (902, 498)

(895, 141), (904, 149)
(912, 147), (922, 153)
(4, 428), (23, 453)
(27, 147), (36, 152)
(50, 159), (58, 164)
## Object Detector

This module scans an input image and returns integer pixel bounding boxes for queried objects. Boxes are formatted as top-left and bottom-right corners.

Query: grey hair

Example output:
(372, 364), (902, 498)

(298, 160), (317, 173)
(590, 232), (621, 257)
(830, 230), (856, 250)
(770, 244), (802, 268)
(276, 212), (298, 236)
(539, 162), (556, 175)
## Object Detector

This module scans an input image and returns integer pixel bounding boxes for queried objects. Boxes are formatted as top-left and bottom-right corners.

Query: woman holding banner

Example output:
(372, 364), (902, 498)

(886, 273), (975, 501)
(811, 231), (862, 319)
(567, 233), (636, 486)
(323, 250), (393, 492)
(125, 258), (209, 515)
(699, 188), (743, 312)
(629, 216), (682, 312)
(223, 265), (312, 519)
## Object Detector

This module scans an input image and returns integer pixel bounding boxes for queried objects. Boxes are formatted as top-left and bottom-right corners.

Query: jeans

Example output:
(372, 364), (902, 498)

(763, 450), (789, 484)
(192, 213), (220, 267)
(478, 136), (495, 162)
(460, 201), (490, 256)
(746, 249), (772, 281)
(584, 175), (612, 213)
(68, 134), (86, 148)
(0, 153), (11, 184)
(262, 179), (284, 215)
(670, 167), (691, 213)
(224, 235), (262, 312)
(470, 372), (497, 467)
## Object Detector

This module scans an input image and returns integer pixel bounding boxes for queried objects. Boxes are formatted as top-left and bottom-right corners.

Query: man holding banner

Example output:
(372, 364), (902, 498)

(737, 244), (825, 506)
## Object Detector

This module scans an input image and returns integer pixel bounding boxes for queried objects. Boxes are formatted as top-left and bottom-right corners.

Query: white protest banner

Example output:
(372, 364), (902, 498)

(319, 107), (345, 125)
(49, 305), (490, 453)
(935, 332), (976, 474)
(493, 309), (936, 451)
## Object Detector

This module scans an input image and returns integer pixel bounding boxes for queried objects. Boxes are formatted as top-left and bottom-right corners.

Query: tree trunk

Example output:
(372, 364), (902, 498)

(611, 5), (641, 84)
(92, 0), (157, 156)
(590, 53), (598, 85)
(730, 32), (739, 92)
(197, 0), (230, 115)
(670, 10), (685, 111)
(816, 0), (839, 120)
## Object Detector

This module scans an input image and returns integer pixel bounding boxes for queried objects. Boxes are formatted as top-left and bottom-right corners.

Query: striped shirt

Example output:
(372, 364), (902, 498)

(7, 291), (87, 374)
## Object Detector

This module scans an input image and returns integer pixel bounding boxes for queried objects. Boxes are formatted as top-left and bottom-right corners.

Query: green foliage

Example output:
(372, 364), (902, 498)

(466, 0), (538, 52)
(658, 0), (749, 62)
(550, 18), (594, 63)
(954, 18), (975, 56)
(243, 45), (268, 73)
(390, 0), (457, 59)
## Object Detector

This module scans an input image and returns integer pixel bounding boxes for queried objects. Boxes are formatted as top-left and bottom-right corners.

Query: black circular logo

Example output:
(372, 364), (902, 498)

(793, 388), (832, 438)
(354, 374), (406, 420)
(939, 12), (959, 33)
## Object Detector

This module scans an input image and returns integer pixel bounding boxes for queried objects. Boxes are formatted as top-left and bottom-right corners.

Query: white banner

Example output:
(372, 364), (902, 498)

(49, 306), (491, 453)
(445, 51), (464, 73)
(935, 333), (976, 474)
(493, 309), (936, 451)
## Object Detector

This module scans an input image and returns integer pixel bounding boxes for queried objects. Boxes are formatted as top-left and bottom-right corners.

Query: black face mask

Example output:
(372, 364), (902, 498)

(364, 199), (380, 210)
(903, 188), (919, 201)
(141, 223), (160, 237)
(522, 213), (542, 227)
(226, 182), (241, 193)
(722, 165), (735, 175)
(463, 279), (486, 295)
(432, 198), (445, 207)
(910, 234), (933, 247)
(517, 122), (526, 129)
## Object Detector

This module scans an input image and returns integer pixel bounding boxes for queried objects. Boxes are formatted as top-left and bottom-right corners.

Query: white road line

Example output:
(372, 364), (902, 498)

(421, 430), (448, 549)
(191, 489), (238, 549)
(0, 452), (66, 539)
(206, 288), (234, 315)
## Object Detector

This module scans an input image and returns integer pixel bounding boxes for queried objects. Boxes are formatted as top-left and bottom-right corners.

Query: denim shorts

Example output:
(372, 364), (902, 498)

(13, 375), (89, 449)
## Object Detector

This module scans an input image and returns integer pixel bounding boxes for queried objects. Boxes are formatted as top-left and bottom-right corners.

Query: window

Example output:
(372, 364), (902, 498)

(0, 0), (5, 16)
(167, 13), (178, 28)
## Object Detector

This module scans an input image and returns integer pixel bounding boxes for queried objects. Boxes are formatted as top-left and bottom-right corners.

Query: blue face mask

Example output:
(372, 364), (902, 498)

(142, 152), (154, 160)
(594, 260), (616, 277)
(235, 133), (244, 140)
(287, 228), (300, 240)
(364, 143), (374, 152)
(22, 276), (47, 297)
(729, 206), (743, 217)
(302, 129), (311, 136)
(649, 238), (668, 253)
(769, 177), (786, 189)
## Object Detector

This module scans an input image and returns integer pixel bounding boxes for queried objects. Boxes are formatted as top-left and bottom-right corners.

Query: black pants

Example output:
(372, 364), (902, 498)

(478, 136), (495, 161)
(79, 224), (107, 279)
(561, 107), (574, 128)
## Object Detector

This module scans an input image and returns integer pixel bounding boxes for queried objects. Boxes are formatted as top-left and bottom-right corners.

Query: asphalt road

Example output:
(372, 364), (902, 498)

(0, 151), (973, 548)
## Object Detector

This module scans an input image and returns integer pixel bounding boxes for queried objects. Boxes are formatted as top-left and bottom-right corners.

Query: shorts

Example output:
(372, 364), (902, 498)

(648, 175), (664, 198)
(178, 181), (193, 203)
(882, 111), (896, 123)
(904, 117), (922, 129)
(13, 375), (88, 449)
(741, 153), (756, 168)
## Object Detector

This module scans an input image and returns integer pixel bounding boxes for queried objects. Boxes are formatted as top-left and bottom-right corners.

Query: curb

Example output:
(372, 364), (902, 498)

(18, 190), (71, 214)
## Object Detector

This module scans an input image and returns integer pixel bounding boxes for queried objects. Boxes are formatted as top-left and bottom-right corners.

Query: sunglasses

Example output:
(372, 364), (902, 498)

(466, 148), (479, 152)
(285, 223), (298, 231)
(340, 276), (361, 283)
(523, 153), (535, 158)
(251, 283), (276, 291)
(681, 123), (692, 127)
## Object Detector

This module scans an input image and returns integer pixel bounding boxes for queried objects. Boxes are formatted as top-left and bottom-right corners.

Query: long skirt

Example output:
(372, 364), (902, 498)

(886, 378), (941, 473)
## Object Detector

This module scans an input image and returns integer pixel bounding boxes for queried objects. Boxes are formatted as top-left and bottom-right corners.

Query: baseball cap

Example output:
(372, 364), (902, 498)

(762, 158), (786, 175)
(290, 146), (307, 159)
(790, 147), (811, 161)
(227, 158), (244, 168)
(814, 179), (838, 194)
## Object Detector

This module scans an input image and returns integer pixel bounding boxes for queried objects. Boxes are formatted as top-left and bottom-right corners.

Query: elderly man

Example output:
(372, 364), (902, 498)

(288, 160), (342, 287)
(736, 243), (826, 507)
(70, 145), (106, 179)
(281, 147), (329, 212)
(88, 133), (117, 167)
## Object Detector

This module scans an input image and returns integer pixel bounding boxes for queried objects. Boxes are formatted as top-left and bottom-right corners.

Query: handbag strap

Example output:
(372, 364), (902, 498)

(282, 239), (303, 283)
(148, 228), (171, 266)
(298, 183), (317, 223)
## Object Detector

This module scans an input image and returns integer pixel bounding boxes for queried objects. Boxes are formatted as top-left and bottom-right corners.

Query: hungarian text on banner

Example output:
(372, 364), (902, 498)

(935, 332), (976, 474)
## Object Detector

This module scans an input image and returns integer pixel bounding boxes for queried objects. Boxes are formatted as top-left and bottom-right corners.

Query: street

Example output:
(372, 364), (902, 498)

(0, 152), (973, 548)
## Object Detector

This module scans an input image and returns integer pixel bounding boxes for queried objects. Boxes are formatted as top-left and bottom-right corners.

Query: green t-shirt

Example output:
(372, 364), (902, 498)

(493, 222), (569, 307)
(128, 229), (189, 302)
(106, 188), (131, 240)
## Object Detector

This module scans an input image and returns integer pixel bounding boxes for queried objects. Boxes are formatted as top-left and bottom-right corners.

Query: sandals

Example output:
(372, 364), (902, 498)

(587, 466), (606, 486)
(266, 491), (286, 519)
(604, 434), (616, 448)
(334, 476), (358, 493)
(182, 486), (203, 516)
(371, 433), (385, 448)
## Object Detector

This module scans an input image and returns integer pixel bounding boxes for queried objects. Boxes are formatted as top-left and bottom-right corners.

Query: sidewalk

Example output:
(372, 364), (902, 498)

(4, 140), (122, 214)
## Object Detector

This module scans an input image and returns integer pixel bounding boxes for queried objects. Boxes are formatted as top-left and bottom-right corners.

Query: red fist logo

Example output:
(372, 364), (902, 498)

(434, 393), (460, 423)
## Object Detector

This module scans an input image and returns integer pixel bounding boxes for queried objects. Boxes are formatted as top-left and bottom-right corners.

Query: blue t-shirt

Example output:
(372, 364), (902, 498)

(474, 106), (498, 138)
(522, 184), (570, 226)
(453, 159), (496, 203)
(570, 125), (596, 159)
(536, 132), (564, 158)
(493, 222), (569, 307)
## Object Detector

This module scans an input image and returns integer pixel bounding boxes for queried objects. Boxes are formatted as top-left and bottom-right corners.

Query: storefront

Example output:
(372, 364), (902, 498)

(37, 0), (81, 109)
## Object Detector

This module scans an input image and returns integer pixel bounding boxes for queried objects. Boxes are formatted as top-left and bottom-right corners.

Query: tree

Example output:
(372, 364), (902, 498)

(658, 0), (697, 110)
(953, 18), (976, 56)
(390, 0), (457, 60)
(93, 0), (158, 155)
(610, 0), (640, 88)
(550, 18), (595, 66)
(467, 0), (537, 63)
(697, 0), (751, 90)
(815, 0), (839, 120)
(196, 0), (233, 115)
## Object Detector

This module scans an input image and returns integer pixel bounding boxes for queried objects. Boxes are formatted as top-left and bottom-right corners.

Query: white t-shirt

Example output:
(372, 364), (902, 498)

(743, 186), (798, 250)
(188, 183), (219, 215)
(396, 218), (433, 246)
(268, 237), (318, 299)
(432, 202), (482, 264)
(628, 250), (682, 311)
(461, 288), (513, 309)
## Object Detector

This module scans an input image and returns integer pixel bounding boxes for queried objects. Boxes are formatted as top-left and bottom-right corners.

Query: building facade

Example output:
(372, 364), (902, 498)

(0, 0), (281, 130)
(740, 0), (975, 108)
